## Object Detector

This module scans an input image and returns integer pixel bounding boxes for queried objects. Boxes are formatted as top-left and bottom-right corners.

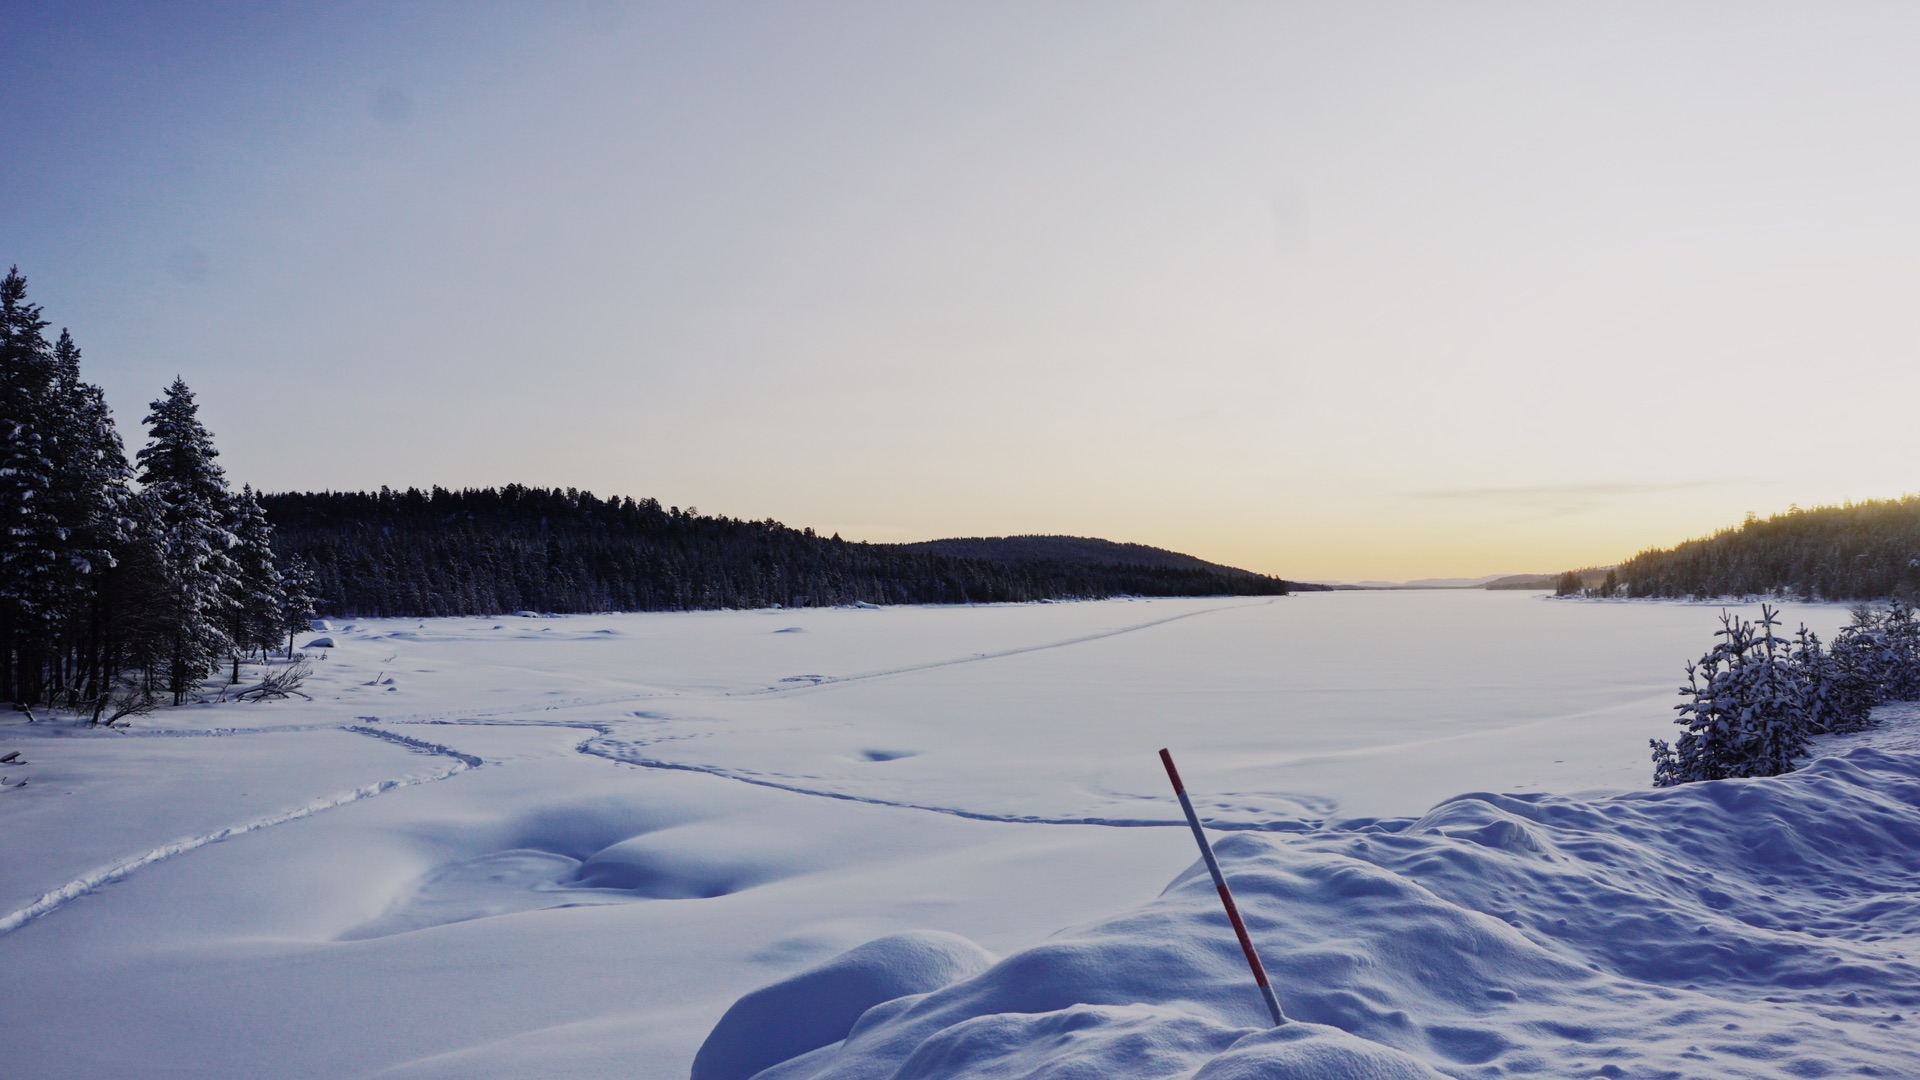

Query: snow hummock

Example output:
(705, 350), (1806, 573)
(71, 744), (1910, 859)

(692, 930), (996, 1080)
(729, 731), (1920, 1079)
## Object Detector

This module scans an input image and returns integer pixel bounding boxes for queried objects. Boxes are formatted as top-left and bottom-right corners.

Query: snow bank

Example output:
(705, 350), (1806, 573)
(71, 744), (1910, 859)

(720, 740), (1920, 1079)
(692, 931), (996, 1080)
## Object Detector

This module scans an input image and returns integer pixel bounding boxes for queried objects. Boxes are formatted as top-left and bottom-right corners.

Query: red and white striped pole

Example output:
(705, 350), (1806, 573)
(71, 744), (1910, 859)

(1159, 747), (1286, 1027)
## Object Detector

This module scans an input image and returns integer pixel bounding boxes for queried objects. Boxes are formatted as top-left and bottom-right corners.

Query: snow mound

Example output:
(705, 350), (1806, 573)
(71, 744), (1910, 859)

(692, 931), (997, 1080)
(1189, 1023), (1448, 1079)
(572, 822), (814, 898)
(724, 742), (1920, 1079)
(303, 636), (335, 649)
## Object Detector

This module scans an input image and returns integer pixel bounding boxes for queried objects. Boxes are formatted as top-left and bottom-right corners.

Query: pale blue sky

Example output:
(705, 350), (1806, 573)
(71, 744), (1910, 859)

(6, 2), (1920, 580)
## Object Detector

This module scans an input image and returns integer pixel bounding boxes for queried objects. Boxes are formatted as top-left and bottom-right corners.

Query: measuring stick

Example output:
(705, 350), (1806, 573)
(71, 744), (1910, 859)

(1159, 747), (1286, 1027)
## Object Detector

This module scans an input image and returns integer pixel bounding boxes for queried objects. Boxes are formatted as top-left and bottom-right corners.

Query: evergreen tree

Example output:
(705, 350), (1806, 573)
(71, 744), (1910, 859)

(1651, 605), (1806, 786)
(1784, 625), (1870, 736)
(226, 485), (283, 675)
(278, 554), (318, 657)
(0, 267), (64, 703)
(44, 328), (134, 706)
(136, 378), (238, 703)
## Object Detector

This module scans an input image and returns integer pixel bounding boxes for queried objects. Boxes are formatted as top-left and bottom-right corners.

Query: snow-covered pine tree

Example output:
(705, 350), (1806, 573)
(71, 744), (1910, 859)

(1826, 605), (1893, 714)
(110, 488), (179, 706)
(1872, 598), (1920, 700)
(1785, 624), (1876, 735)
(278, 555), (318, 658)
(136, 378), (239, 703)
(225, 485), (283, 675)
(44, 327), (135, 707)
(1651, 605), (1807, 786)
(0, 267), (66, 705)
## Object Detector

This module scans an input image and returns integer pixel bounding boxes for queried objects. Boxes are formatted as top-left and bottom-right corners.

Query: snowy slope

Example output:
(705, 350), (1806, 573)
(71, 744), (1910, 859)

(727, 713), (1920, 1078)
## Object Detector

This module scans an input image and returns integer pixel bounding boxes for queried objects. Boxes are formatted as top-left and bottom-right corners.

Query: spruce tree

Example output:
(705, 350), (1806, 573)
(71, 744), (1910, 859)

(226, 485), (283, 674)
(45, 328), (135, 706)
(1652, 606), (1807, 785)
(278, 554), (318, 657)
(0, 267), (64, 704)
(136, 378), (238, 703)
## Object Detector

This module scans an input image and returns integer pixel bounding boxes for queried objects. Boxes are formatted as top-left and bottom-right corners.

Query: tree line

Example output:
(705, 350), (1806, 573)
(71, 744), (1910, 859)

(1, 268), (314, 715)
(1560, 496), (1920, 601)
(260, 487), (1293, 617)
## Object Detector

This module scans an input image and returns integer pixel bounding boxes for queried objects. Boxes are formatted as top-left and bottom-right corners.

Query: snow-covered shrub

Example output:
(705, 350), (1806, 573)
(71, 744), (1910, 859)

(1819, 614), (1892, 731)
(1651, 606), (1807, 786)
(1820, 600), (1920, 714)
(1785, 624), (1879, 735)
(1868, 599), (1920, 700)
(1651, 601), (1920, 785)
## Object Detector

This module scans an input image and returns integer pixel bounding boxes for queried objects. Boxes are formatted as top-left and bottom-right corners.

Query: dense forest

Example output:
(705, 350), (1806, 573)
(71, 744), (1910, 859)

(1564, 496), (1920, 600)
(1, 268), (314, 713)
(260, 489), (1295, 616)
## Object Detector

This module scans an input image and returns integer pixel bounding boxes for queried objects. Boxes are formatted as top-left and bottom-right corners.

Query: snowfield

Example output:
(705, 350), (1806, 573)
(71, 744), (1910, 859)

(1, 591), (1912, 1078)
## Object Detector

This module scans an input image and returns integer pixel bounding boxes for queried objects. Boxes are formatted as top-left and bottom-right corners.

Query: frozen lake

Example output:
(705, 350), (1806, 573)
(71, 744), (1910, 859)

(0, 589), (1886, 1078)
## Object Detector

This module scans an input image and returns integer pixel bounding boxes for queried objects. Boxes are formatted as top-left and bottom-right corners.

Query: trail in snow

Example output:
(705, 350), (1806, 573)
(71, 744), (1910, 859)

(353, 716), (1320, 831)
(0, 726), (480, 937)
(731, 600), (1264, 697)
(71, 602), (1255, 746)
(579, 736), (1298, 831)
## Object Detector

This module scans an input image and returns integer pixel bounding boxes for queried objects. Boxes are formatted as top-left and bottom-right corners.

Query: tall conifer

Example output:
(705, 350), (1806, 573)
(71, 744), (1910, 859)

(136, 378), (238, 702)
(227, 485), (283, 671)
(0, 268), (64, 702)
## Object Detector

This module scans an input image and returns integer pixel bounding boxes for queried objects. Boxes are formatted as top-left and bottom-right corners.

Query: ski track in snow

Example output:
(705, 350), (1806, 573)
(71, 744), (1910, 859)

(731, 600), (1264, 697)
(0, 726), (480, 938)
(93, 600), (1255, 738)
(353, 715), (1305, 831)
(581, 736), (1295, 831)
(0, 605), (1251, 938)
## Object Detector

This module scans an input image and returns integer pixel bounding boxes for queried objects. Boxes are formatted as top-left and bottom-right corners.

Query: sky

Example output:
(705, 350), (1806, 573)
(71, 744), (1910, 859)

(5, 2), (1920, 583)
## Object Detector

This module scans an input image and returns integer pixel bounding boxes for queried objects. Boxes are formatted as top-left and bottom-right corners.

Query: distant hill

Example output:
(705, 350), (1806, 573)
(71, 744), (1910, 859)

(1337, 573), (1555, 591)
(1482, 574), (1560, 591)
(898, 536), (1254, 576)
(1603, 495), (1920, 600)
(260, 489), (1301, 616)
(899, 535), (1332, 592)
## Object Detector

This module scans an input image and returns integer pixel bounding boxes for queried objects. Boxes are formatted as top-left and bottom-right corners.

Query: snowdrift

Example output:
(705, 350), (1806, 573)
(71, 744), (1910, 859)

(707, 740), (1920, 1079)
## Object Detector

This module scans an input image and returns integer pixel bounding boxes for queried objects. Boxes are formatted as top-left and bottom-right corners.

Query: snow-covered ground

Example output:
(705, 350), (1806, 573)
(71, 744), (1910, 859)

(1, 591), (1910, 1078)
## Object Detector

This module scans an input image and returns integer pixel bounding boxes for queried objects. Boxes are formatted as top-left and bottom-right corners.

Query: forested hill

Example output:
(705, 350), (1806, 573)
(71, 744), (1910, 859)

(900, 536), (1262, 577)
(259, 487), (1295, 617)
(1608, 495), (1920, 600)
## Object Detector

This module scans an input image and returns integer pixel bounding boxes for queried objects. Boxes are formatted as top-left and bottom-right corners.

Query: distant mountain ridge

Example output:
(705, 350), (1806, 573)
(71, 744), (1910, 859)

(1332, 573), (1556, 591)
